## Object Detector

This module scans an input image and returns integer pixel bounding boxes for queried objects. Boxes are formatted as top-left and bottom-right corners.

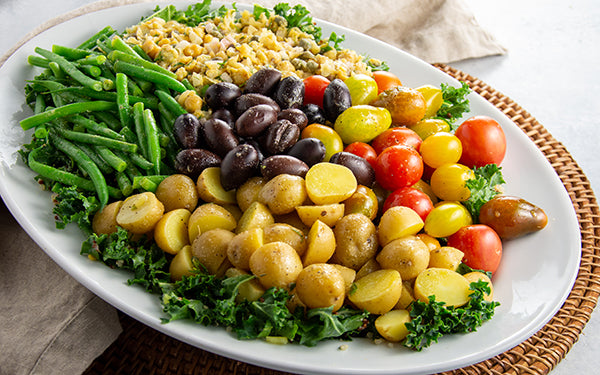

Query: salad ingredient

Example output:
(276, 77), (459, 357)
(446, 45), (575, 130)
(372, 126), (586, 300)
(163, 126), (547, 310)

(463, 164), (506, 219)
(305, 163), (357, 205)
(273, 75), (305, 109)
(174, 148), (221, 178)
(343, 185), (379, 220)
(92, 200), (123, 235)
(244, 67), (282, 97)
(408, 118), (450, 140)
(220, 144), (261, 191)
(201, 118), (239, 158)
(329, 152), (376, 188)
(260, 155), (309, 179)
(415, 85), (444, 119)
(455, 115), (506, 168)
(225, 267), (266, 303)
(264, 223), (307, 256)
(258, 174), (308, 215)
(344, 73), (379, 105)
(226, 227), (264, 270)
(169, 245), (194, 281)
(295, 263), (346, 311)
(419, 131), (462, 168)
(348, 269), (402, 314)
(232, 93), (280, 118)
(424, 201), (473, 238)
(382, 187), (433, 222)
(463, 272), (494, 302)
(343, 142), (377, 168)
(301, 124), (344, 162)
(377, 206), (424, 247)
(375, 309), (411, 342)
(447, 224), (503, 274)
(195, 167), (236, 205)
(371, 127), (422, 154)
(286, 138), (326, 167)
(205, 82), (243, 109)
(433, 82), (471, 129)
(322, 78), (352, 123)
(191, 228), (235, 275)
(428, 246), (465, 271)
(479, 195), (548, 239)
(116, 191), (164, 234)
(303, 220), (336, 266)
(333, 105), (392, 144)
(430, 163), (475, 202)
(374, 145), (424, 191)
(235, 177), (267, 212)
(188, 203), (237, 242)
(370, 86), (426, 126)
(371, 70), (402, 94)
(302, 75), (330, 107)
(154, 208), (191, 254)
(295, 203), (345, 228)
(413, 268), (471, 307)
(155, 174), (198, 212)
(249, 241), (303, 289)
(236, 201), (274, 233)
(377, 236), (430, 280)
(173, 113), (201, 149)
(235, 104), (279, 138)
(263, 119), (301, 154)
(333, 213), (379, 270)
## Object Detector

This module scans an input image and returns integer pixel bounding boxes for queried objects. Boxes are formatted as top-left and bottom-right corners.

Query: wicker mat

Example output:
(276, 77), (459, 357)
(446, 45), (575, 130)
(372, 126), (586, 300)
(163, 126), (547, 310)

(84, 65), (600, 375)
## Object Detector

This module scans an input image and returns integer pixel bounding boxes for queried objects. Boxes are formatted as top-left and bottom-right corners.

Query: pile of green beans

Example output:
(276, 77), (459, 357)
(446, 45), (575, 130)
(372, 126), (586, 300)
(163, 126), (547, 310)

(21, 26), (191, 207)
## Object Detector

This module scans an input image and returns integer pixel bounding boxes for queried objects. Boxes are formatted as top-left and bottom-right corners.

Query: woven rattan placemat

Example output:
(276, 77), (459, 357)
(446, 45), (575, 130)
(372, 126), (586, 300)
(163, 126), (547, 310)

(83, 65), (600, 375)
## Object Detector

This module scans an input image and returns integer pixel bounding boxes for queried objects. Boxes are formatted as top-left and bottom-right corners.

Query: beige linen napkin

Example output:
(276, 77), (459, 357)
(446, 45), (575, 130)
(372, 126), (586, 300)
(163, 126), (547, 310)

(0, 1), (505, 374)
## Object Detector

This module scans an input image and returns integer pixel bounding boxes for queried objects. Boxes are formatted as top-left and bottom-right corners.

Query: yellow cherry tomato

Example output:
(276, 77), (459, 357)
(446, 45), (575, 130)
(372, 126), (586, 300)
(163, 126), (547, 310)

(430, 163), (475, 202)
(301, 124), (344, 162)
(424, 201), (472, 238)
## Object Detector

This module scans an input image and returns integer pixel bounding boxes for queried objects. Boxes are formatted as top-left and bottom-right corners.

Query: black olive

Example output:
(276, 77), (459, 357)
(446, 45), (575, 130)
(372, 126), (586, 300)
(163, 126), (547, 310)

(220, 144), (260, 190)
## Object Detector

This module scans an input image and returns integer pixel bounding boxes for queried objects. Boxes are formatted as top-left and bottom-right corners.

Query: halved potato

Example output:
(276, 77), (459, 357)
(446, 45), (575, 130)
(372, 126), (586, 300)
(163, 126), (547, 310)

(154, 208), (191, 254)
(348, 269), (402, 314)
(295, 203), (345, 227)
(196, 167), (236, 205)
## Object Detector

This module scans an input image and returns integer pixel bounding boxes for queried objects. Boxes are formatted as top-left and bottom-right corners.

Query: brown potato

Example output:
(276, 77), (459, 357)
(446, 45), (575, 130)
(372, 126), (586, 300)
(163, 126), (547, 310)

(249, 242), (303, 289)
(191, 228), (235, 275)
(116, 192), (164, 234)
(155, 174), (198, 212)
(331, 264), (356, 295)
(92, 200), (123, 235)
(169, 245), (194, 281)
(355, 258), (381, 280)
(395, 281), (416, 310)
(196, 167), (236, 205)
(377, 206), (424, 247)
(257, 174), (307, 215)
(333, 213), (379, 270)
(376, 235), (430, 281)
(225, 267), (266, 302)
(478, 195), (548, 239)
(370, 86), (426, 126)
(416, 233), (441, 251)
(295, 263), (346, 311)
(263, 223), (307, 256)
(305, 163), (357, 205)
(463, 271), (495, 302)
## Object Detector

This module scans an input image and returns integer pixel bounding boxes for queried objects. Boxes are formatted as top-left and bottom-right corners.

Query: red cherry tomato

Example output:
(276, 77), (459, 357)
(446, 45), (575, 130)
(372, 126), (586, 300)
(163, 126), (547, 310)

(303, 75), (330, 108)
(371, 127), (422, 154)
(344, 142), (378, 168)
(447, 224), (503, 274)
(372, 70), (402, 94)
(455, 116), (506, 168)
(383, 187), (433, 221)
(374, 145), (423, 191)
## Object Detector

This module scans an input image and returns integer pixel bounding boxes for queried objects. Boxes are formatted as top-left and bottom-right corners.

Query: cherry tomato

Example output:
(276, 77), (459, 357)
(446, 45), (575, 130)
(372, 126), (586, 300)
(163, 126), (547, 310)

(430, 163), (475, 202)
(334, 105), (392, 144)
(455, 116), (506, 168)
(344, 142), (377, 168)
(344, 74), (379, 105)
(415, 85), (443, 118)
(424, 201), (472, 238)
(447, 224), (503, 274)
(303, 75), (330, 108)
(301, 124), (343, 162)
(371, 127), (422, 154)
(408, 118), (450, 140)
(374, 145), (423, 191)
(420, 132), (462, 169)
(372, 70), (402, 94)
(383, 187), (433, 221)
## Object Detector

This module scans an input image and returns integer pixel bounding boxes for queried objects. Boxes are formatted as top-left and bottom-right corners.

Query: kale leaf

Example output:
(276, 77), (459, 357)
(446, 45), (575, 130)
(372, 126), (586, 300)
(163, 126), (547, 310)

(435, 82), (471, 130)
(464, 164), (506, 220)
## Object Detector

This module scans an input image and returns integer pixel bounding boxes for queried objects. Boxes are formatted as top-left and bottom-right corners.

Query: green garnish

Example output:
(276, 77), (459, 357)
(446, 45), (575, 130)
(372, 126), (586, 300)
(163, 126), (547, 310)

(464, 164), (506, 219)
(435, 81), (471, 130)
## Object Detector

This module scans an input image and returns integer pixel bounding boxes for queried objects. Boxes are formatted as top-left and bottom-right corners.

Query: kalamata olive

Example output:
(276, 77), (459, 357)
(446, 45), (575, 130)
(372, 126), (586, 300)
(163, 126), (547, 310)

(205, 82), (242, 110)
(220, 144), (260, 191)
(211, 108), (235, 128)
(244, 68), (282, 97)
(260, 155), (309, 179)
(232, 93), (280, 117)
(300, 103), (326, 125)
(478, 195), (548, 240)
(202, 118), (239, 158)
(273, 75), (305, 109)
(286, 137), (326, 166)
(329, 151), (376, 187)
(323, 78), (352, 123)
(263, 119), (300, 154)
(234, 104), (278, 138)
(174, 148), (221, 179)
(173, 113), (201, 149)
(278, 108), (308, 130)
(243, 139), (266, 162)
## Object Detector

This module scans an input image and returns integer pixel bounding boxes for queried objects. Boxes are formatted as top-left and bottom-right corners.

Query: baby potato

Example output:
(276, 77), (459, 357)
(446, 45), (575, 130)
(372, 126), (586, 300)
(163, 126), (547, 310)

(305, 163), (357, 205)
(414, 268), (471, 307)
(273, 211), (310, 234)
(258, 174), (307, 215)
(378, 206), (424, 247)
(196, 167), (236, 205)
(333, 213), (379, 270)
(225, 267), (266, 302)
(249, 242), (303, 289)
(416, 233), (441, 251)
(236, 201), (274, 233)
(295, 263), (346, 311)
(303, 220), (336, 266)
(169, 245), (195, 281)
(236, 176), (267, 212)
(376, 236), (430, 281)
(155, 174), (198, 212)
(192, 228), (235, 275)
(355, 257), (381, 280)
(264, 223), (307, 256)
(295, 203), (345, 228)
(348, 269), (402, 314)
(375, 309), (411, 342)
(463, 271), (495, 302)
(92, 200), (123, 235)
(343, 185), (378, 220)
(331, 264), (356, 295)
(116, 192), (164, 234)
(395, 281), (416, 310)
(226, 227), (264, 271)
(188, 203), (237, 243)
(428, 246), (464, 271)
(154, 208), (191, 254)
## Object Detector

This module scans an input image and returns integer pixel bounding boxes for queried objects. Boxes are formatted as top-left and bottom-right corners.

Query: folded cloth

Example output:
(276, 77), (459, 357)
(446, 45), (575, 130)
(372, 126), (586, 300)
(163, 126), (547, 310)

(0, 1), (505, 374)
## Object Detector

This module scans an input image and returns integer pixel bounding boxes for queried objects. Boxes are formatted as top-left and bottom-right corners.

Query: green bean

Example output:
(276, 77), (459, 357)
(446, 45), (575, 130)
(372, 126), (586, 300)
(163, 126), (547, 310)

(93, 111), (121, 132)
(63, 87), (159, 110)
(70, 115), (123, 140)
(114, 61), (186, 93)
(75, 54), (107, 66)
(115, 171), (133, 196)
(33, 95), (48, 138)
(108, 50), (176, 79)
(28, 55), (50, 68)
(124, 162), (142, 181)
(115, 73), (131, 129)
(20, 100), (116, 130)
(78, 144), (113, 175)
(143, 108), (162, 175)
(93, 145), (127, 172)
(51, 45), (94, 60)
(95, 38), (114, 56)
(28, 148), (121, 199)
(131, 45), (152, 61)
(77, 25), (116, 50)
(48, 62), (65, 79)
(110, 35), (142, 58)
(79, 65), (102, 78)
(155, 89), (187, 117)
(54, 127), (138, 153)
(129, 152), (154, 171)
(132, 175), (168, 192)
(182, 78), (196, 91)
(35, 47), (103, 91)
(131, 102), (147, 158)
(118, 126), (136, 143)
(49, 133), (109, 206)
(31, 80), (82, 104)
(99, 78), (115, 91)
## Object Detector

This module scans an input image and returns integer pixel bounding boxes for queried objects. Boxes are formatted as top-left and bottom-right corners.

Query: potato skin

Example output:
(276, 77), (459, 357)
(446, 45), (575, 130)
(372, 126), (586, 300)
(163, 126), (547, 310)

(116, 192), (164, 234)
(333, 213), (379, 270)
(376, 235), (430, 281)
(478, 195), (548, 239)
(92, 200), (123, 235)
(191, 228), (235, 275)
(155, 174), (198, 212)
(295, 263), (346, 311)
(249, 241), (303, 289)
(258, 174), (307, 215)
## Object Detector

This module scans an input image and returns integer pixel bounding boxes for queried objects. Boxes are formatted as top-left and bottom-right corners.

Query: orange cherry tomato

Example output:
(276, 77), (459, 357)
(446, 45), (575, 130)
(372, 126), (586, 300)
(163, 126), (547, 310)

(372, 71), (402, 94)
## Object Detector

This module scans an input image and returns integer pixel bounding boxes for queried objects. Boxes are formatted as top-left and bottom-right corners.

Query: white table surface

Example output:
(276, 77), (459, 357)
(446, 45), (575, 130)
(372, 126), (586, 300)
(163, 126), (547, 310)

(1, 0), (598, 374)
